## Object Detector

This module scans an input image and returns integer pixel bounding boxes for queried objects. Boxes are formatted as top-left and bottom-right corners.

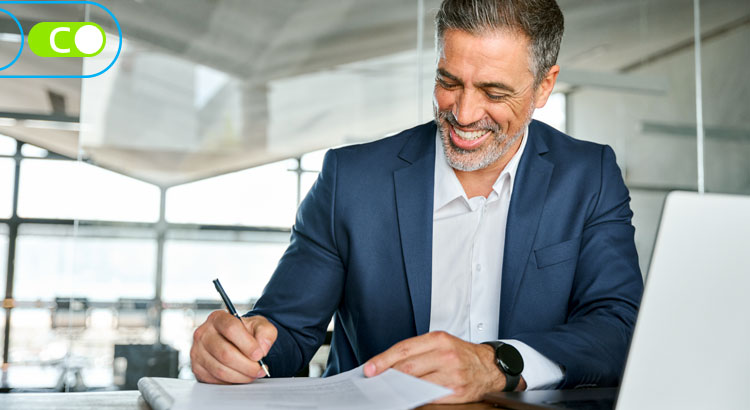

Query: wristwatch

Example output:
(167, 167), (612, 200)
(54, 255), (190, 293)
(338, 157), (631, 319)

(481, 341), (524, 392)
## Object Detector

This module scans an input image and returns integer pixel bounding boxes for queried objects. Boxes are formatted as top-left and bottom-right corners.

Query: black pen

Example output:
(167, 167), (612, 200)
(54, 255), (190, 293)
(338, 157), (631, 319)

(212, 278), (271, 378)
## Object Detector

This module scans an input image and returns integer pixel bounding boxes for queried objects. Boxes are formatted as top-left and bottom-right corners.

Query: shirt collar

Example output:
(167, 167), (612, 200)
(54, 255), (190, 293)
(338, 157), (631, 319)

(433, 125), (529, 212)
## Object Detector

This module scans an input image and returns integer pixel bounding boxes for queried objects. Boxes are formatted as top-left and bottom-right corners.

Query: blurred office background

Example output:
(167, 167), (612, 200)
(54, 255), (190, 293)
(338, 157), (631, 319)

(0, 0), (747, 392)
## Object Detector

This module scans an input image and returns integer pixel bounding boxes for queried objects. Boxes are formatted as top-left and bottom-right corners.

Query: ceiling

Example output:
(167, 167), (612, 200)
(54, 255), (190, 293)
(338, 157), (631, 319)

(0, 0), (747, 187)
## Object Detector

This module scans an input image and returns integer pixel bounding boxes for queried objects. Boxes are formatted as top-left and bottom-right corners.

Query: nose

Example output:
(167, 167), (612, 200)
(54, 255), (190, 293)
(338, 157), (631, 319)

(453, 89), (486, 127)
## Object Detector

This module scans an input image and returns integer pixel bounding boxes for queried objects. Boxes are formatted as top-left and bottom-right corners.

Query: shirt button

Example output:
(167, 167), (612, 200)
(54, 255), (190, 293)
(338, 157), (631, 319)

(477, 323), (484, 331)
(476, 264), (482, 272)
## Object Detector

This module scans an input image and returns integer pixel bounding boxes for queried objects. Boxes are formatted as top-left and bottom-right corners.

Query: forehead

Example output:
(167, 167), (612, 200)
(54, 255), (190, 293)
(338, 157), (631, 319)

(438, 29), (533, 83)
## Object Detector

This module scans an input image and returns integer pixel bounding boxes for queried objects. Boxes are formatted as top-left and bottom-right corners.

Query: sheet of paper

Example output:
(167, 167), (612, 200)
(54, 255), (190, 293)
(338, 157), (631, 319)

(172, 365), (452, 410)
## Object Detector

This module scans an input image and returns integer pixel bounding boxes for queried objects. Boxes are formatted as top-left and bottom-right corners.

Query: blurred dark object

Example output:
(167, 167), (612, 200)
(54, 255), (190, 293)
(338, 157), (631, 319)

(113, 344), (179, 390)
(115, 298), (157, 329)
(193, 299), (223, 311)
(51, 297), (90, 329)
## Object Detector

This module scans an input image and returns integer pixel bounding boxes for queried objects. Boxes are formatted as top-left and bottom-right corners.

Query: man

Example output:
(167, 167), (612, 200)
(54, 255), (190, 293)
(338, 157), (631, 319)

(190, 0), (643, 404)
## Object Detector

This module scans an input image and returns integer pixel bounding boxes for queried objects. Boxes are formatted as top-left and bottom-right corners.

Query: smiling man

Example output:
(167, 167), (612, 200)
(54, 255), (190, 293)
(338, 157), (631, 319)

(190, 0), (644, 404)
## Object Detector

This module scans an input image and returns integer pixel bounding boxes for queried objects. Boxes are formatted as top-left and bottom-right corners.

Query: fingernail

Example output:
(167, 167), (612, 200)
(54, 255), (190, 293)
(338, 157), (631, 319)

(364, 363), (376, 377)
(260, 339), (271, 353)
(256, 369), (267, 378)
(251, 349), (263, 361)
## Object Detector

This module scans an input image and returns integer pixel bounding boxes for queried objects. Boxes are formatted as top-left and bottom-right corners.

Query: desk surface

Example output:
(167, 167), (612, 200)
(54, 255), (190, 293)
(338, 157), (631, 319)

(0, 390), (499, 410)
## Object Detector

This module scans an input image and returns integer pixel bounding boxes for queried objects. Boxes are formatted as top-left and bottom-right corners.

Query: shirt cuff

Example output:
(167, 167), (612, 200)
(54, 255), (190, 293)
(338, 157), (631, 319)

(499, 339), (564, 390)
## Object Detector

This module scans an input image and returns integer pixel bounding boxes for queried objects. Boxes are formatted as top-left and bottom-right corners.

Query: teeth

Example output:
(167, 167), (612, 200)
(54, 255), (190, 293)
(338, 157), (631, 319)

(453, 127), (489, 140)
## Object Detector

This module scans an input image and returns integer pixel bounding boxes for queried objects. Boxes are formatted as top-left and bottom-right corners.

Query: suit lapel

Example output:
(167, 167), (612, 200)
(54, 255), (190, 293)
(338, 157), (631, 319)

(393, 123), (436, 336)
(500, 123), (554, 335)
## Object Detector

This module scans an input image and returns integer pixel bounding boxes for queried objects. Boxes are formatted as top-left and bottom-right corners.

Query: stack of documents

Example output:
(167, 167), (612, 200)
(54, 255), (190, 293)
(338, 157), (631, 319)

(138, 365), (452, 410)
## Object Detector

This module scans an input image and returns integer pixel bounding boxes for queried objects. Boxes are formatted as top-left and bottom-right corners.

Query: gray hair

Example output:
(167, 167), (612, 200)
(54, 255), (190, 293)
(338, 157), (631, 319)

(435, 0), (564, 88)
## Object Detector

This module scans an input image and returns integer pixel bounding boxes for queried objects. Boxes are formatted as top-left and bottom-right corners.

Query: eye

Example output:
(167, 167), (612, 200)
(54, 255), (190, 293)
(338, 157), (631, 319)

(486, 93), (507, 101)
(437, 78), (459, 89)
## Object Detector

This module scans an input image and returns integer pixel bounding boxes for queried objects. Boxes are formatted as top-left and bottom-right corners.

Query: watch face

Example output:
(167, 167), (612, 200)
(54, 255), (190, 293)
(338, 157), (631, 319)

(497, 344), (524, 376)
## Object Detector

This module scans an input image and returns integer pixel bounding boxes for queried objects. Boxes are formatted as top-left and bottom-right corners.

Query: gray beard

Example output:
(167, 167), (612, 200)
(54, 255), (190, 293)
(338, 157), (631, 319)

(442, 126), (525, 172)
(435, 107), (533, 172)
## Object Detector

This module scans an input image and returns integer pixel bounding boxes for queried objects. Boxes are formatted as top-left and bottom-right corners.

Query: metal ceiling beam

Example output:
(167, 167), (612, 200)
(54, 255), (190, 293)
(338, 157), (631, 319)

(0, 111), (78, 123)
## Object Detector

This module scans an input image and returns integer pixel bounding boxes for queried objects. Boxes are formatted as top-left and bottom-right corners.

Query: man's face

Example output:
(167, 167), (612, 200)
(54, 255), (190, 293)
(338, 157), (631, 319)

(434, 29), (543, 172)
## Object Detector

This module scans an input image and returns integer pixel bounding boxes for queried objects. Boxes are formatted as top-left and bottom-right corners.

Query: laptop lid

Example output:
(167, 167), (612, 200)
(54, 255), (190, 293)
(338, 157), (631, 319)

(616, 191), (750, 410)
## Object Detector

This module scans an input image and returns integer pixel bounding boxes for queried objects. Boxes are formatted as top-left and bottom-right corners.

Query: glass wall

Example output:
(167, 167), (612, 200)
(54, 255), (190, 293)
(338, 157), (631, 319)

(17, 159), (160, 222)
(0, 224), (7, 359)
(0, 157), (13, 219)
(165, 159), (298, 228)
(564, 0), (750, 273)
(0, 0), (745, 391)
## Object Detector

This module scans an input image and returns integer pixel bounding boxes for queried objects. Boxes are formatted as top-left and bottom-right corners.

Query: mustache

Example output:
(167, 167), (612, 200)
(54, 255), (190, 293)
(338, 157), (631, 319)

(437, 110), (501, 134)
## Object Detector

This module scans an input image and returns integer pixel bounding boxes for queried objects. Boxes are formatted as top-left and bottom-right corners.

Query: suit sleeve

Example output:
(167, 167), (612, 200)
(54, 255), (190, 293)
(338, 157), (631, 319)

(514, 145), (644, 388)
(245, 149), (344, 377)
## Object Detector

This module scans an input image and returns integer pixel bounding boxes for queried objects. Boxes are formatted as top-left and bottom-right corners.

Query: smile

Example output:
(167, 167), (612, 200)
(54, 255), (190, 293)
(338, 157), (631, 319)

(453, 127), (489, 141)
(449, 125), (492, 150)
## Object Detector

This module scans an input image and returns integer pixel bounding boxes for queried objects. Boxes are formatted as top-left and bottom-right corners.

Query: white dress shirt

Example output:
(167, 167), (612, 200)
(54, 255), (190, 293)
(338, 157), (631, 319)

(429, 127), (564, 390)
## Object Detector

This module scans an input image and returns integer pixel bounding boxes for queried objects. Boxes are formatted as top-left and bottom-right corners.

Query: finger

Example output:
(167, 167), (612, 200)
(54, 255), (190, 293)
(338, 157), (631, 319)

(247, 316), (278, 356)
(213, 311), (264, 361)
(390, 349), (446, 378)
(202, 330), (263, 379)
(365, 331), (449, 377)
(192, 361), (228, 385)
(193, 338), (257, 384)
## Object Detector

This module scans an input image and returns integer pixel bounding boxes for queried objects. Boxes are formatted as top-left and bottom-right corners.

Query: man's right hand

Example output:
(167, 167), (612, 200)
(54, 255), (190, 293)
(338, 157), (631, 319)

(190, 311), (277, 384)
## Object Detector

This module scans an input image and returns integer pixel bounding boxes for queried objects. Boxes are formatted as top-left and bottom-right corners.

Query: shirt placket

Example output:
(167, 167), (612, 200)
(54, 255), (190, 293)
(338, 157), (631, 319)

(468, 196), (488, 342)
(469, 184), (505, 343)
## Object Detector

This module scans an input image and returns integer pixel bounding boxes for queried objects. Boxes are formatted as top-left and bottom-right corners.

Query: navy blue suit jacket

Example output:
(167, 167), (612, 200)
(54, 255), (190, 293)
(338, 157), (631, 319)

(250, 120), (643, 388)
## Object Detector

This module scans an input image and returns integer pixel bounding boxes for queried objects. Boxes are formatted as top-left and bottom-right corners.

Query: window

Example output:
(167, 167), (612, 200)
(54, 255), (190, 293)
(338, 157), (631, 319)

(14, 225), (157, 301)
(20, 143), (49, 158)
(0, 224), (7, 287)
(298, 148), (328, 204)
(166, 159), (298, 228)
(532, 92), (566, 133)
(300, 149), (327, 173)
(17, 159), (160, 222)
(0, 158), (14, 218)
(0, 308), (4, 362)
(0, 226), (7, 355)
(0, 134), (16, 155)
(8, 308), (55, 365)
(10, 226), (156, 387)
(163, 237), (288, 304)
(8, 306), (120, 388)
(299, 172), (319, 206)
(159, 308), (195, 377)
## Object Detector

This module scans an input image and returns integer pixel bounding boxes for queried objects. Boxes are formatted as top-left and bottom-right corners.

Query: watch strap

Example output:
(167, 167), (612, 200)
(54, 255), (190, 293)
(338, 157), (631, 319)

(482, 341), (522, 392)
(503, 372), (521, 392)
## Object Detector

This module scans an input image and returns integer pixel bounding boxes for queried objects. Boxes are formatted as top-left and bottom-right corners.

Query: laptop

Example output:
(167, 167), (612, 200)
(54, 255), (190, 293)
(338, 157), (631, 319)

(485, 191), (750, 410)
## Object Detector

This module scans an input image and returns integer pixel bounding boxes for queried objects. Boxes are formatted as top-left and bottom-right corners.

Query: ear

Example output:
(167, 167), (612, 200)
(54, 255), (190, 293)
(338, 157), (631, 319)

(533, 65), (560, 109)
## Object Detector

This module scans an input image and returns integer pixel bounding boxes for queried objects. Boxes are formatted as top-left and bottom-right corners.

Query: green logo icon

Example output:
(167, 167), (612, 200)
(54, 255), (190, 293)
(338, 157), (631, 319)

(28, 22), (106, 57)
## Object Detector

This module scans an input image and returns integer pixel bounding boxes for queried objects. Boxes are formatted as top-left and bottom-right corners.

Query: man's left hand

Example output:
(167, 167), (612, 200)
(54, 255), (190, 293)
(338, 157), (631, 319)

(363, 331), (525, 403)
